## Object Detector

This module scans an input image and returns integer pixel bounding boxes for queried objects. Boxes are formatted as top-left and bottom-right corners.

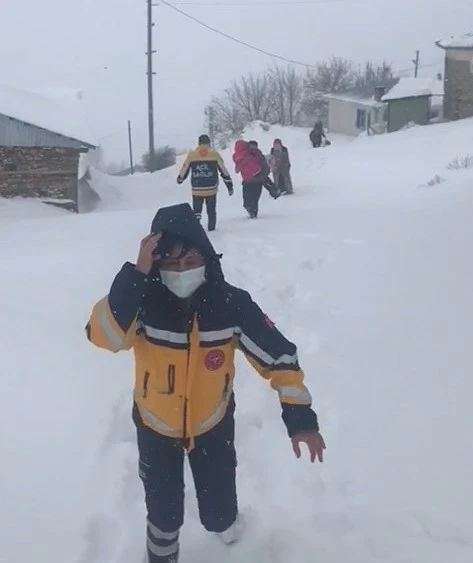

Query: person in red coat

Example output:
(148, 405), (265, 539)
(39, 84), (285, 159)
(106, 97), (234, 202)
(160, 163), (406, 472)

(233, 140), (279, 218)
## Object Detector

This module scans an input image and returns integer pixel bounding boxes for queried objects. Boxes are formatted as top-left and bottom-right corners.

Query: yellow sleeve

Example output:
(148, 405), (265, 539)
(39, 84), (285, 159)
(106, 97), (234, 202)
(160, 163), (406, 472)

(178, 152), (194, 180)
(86, 296), (137, 353)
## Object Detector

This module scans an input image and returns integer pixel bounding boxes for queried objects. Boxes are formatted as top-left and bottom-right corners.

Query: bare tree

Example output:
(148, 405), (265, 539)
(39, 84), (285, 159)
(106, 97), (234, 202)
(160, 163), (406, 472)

(205, 98), (246, 149)
(353, 60), (398, 95)
(268, 65), (303, 125)
(205, 66), (305, 146)
(302, 56), (356, 122)
(225, 72), (276, 123)
(313, 56), (355, 92)
(205, 71), (276, 148)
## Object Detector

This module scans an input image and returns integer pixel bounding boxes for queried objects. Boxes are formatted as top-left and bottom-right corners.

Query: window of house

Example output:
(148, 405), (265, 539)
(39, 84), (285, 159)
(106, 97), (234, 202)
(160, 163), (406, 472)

(356, 109), (367, 129)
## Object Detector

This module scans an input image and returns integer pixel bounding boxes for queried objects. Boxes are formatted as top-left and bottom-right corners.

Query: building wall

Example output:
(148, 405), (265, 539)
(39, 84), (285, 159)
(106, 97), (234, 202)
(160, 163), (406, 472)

(443, 50), (473, 120)
(387, 97), (430, 133)
(327, 98), (382, 136)
(0, 114), (86, 149)
(0, 147), (80, 211)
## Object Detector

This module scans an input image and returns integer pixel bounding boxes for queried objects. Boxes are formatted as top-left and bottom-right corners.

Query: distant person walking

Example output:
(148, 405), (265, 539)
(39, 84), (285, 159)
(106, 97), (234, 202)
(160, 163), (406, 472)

(177, 134), (233, 231)
(309, 121), (326, 148)
(233, 140), (279, 219)
(269, 138), (293, 195)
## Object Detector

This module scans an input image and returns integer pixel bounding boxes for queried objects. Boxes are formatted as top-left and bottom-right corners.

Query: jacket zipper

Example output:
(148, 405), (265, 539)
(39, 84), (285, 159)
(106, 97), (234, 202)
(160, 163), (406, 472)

(143, 371), (150, 398)
(183, 315), (193, 440)
(222, 373), (230, 399)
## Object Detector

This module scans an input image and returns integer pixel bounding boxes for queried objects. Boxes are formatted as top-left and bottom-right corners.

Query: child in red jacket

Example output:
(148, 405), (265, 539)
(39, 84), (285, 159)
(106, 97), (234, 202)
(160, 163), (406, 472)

(232, 140), (263, 181)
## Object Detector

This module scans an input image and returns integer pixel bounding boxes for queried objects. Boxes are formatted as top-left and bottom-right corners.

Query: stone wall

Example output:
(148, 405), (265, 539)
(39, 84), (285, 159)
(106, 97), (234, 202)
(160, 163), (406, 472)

(0, 146), (80, 211)
(444, 55), (473, 120)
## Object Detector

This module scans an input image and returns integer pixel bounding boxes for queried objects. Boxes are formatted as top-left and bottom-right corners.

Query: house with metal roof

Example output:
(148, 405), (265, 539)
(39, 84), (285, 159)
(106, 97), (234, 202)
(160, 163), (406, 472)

(0, 84), (97, 211)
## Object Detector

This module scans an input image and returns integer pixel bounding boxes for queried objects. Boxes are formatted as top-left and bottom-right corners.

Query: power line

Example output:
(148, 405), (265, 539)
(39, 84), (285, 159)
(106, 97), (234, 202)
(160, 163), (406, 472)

(396, 61), (441, 75)
(159, 0), (316, 67)
(161, 0), (442, 75)
(173, 0), (345, 5)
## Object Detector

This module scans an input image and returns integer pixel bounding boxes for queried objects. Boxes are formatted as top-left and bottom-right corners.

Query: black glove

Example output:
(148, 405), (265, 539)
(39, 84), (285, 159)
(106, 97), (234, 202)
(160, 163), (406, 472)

(225, 179), (234, 195)
(176, 176), (183, 185)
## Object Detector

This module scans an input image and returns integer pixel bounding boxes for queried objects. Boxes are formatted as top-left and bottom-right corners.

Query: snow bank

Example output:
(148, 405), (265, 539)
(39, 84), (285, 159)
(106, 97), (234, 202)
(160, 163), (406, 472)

(0, 83), (97, 146)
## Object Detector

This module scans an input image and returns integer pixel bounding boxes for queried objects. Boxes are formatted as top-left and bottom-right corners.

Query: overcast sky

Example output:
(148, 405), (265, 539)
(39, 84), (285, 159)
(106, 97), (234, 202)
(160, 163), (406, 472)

(1, 0), (471, 162)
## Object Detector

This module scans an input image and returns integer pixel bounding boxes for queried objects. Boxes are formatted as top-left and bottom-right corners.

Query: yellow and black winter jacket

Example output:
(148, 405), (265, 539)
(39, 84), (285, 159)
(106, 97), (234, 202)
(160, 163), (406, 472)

(86, 204), (319, 449)
(177, 144), (233, 198)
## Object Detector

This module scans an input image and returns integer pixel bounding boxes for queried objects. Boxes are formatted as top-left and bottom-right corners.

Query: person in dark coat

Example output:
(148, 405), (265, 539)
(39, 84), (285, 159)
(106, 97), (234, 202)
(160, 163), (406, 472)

(309, 121), (326, 148)
(269, 138), (294, 195)
(85, 203), (326, 563)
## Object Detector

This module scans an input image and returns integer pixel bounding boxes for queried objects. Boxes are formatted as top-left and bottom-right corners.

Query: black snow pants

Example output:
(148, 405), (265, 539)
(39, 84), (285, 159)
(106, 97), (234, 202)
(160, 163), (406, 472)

(192, 194), (217, 231)
(311, 133), (323, 148)
(134, 398), (238, 563)
(242, 181), (263, 218)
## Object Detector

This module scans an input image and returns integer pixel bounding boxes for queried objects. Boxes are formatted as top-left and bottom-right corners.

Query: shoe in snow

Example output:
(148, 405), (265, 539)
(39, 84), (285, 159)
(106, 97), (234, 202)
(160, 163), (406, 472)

(217, 514), (244, 545)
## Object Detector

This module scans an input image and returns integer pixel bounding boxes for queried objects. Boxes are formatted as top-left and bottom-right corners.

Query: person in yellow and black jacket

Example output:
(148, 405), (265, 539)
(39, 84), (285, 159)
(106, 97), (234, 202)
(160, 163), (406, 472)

(177, 134), (233, 232)
(85, 202), (326, 563)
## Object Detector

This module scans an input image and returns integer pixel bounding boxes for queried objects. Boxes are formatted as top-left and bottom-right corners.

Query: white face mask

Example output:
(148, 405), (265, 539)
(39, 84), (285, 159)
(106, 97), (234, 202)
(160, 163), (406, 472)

(160, 266), (206, 298)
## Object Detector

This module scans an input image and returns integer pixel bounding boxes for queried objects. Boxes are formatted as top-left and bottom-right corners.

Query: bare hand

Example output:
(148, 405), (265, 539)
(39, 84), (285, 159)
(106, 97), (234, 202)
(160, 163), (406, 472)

(291, 431), (326, 463)
(135, 232), (161, 275)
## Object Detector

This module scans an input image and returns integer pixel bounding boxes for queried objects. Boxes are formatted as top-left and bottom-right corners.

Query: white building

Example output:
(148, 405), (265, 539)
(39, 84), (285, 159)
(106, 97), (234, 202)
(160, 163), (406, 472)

(325, 88), (387, 137)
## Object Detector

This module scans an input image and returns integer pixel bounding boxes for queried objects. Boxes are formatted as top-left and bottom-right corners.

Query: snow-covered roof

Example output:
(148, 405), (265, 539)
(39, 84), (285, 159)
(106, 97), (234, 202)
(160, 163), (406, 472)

(381, 78), (444, 101)
(0, 84), (97, 147)
(324, 92), (383, 107)
(436, 33), (473, 49)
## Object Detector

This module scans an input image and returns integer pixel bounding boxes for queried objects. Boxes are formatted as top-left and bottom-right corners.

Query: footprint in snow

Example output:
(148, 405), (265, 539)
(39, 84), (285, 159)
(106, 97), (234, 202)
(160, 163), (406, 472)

(275, 285), (297, 301)
(301, 260), (315, 271)
(78, 514), (120, 563)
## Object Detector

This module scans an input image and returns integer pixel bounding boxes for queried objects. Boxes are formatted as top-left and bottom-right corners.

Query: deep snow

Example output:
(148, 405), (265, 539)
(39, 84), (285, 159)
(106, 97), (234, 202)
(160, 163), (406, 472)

(1, 119), (473, 563)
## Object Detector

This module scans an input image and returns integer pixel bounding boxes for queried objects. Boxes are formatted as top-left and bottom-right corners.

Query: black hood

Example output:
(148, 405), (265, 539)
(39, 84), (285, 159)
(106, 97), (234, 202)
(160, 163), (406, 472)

(150, 202), (224, 285)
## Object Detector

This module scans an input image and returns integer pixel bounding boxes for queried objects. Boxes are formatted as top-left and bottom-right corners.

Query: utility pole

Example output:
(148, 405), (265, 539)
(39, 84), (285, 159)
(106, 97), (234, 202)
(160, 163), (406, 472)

(128, 120), (134, 175)
(412, 50), (420, 78)
(146, 0), (157, 171)
(207, 105), (215, 148)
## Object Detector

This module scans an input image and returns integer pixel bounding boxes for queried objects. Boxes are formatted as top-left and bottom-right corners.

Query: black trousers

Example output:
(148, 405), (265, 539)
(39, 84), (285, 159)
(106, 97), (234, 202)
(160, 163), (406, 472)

(311, 134), (323, 148)
(192, 194), (217, 231)
(134, 399), (237, 562)
(242, 181), (263, 217)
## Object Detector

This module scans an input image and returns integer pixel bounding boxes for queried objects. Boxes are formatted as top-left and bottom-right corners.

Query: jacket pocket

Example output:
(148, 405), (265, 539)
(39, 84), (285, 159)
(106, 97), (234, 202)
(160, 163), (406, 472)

(158, 365), (175, 395)
(143, 371), (150, 398)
